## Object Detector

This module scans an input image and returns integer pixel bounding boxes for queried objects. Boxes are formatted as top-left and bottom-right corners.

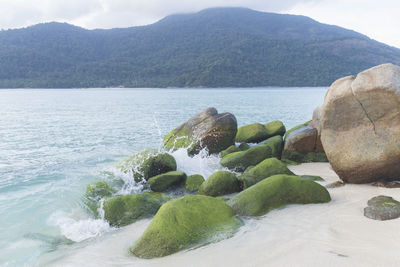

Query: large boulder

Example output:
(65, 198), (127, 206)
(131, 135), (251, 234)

(164, 107), (237, 155)
(320, 64), (400, 183)
(117, 150), (177, 182)
(220, 144), (273, 172)
(184, 174), (205, 192)
(282, 123), (327, 163)
(103, 193), (169, 227)
(131, 195), (241, 258)
(239, 158), (294, 188)
(147, 171), (186, 192)
(198, 171), (240, 196)
(228, 174), (331, 216)
(364, 195), (400, 221)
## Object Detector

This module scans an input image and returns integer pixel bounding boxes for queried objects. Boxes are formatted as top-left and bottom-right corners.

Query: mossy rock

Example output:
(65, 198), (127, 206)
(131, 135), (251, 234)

(264, 120), (286, 136)
(259, 135), (284, 159)
(284, 120), (312, 140)
(239, 158), (294, 189)
(147, 171), (186, 192)
(163, 108), (237, 155)
(84, 181), (116, 216)
(281, 150), (328, 163)
(163, 128), (194, 152)
(184, 174), (205, 192)
(131, 195), (241, 258)
(198, 171), (240, 197)
(228, 174), (331, 216)
(221, 145), (238, 158)
(220, 144), (273, 172)
(364, 195), (400, 221)
(103, 192), (169, 227)
(238, 143), (250, 150)
(235, 123), (269, 143)
(221, 143), (250, 158)
(117, 150), (177, 182)
(300, 175), (325, 182)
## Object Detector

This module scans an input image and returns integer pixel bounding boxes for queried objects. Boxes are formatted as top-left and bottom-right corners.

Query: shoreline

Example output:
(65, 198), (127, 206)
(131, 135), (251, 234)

(40, 163), (400, 267)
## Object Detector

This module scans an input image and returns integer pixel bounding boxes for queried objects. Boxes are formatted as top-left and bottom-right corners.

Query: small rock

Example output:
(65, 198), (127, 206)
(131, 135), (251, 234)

(198, 171), (240, 196)
(326, 181), (345, 188)
(147, 171), (186, 192)
(371, 181), (400, 188)
(364, 195), (400, 221)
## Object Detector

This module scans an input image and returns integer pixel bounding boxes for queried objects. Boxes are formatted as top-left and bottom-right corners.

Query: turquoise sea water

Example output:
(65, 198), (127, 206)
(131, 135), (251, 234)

(0, 88), (326, 266)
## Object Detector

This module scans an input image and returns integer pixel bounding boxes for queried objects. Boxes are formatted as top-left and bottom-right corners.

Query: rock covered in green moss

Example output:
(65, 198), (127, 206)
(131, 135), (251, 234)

(184, 174), (205, 192)
(163, 107), (237, 155)
(117, 150), (177, 182)
(147, 171), (186, 192)
(239, 158), (294, 188)
(235, 123), (269, 143)
(85, 181), (116, 216)
(220, 144), (273, 172)
(300, 175), (325, 181)
(131, 195), (241, 258)
(86, 181), (115, 200)
(103, 192), (169, 227)
(264, 120), (286, 136)
(364, 195), (400, 221)
(220, 143), (250, 158)
(228, 174), (331, 216)
(259, 135), (284, 159)
(198, 171), (240, 196)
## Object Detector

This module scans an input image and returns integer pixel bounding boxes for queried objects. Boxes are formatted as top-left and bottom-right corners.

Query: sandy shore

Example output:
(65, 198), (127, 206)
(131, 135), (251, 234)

(40, 163), (400, 267)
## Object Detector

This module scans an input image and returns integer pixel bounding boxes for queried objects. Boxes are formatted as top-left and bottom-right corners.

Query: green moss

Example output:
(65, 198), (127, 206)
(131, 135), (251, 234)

(131, 195), (241, 258)
(117, 150), (177, 182)
(84, 181), (116, 216)
(228, 174), (331, 216)
(147, 171), (186, 192)
(239, 157), (294, 188)
(198, 171), (240, 196)
(221, 145), (238, 158)
(220, 144), (273, 172)
(264, 120), (286, 136)
(281, 158), (301, 166)
(184, 174), (205, 192)
(103, 192), (169, 227)
(238, 143), (250, 151)
(235, 123), (269, 143)
(259, 135), (283, 159)
(300, 175), (325, 181)
(163, 127), (195, 152)
(284, 120), (312, 140)
(281, 150), (328, 163)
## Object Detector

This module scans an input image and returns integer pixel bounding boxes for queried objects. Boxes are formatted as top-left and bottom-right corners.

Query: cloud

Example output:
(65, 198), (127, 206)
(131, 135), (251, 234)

(0, 0), (398, 48)
(0, 0), (315, 29)
(288, 0), (400, 48)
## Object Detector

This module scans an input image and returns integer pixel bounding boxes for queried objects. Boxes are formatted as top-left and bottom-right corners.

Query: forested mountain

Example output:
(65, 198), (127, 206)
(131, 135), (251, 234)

(0, 7), (399, 88)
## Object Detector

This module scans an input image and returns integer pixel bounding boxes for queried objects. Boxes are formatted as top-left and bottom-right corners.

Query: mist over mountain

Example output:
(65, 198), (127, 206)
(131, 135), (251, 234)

(0, 7), (399, 88)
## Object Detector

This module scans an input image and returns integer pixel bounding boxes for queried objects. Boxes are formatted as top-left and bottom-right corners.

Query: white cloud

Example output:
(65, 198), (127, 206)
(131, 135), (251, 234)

(0, 0), (398, 48)
(288, 0), (400, 48)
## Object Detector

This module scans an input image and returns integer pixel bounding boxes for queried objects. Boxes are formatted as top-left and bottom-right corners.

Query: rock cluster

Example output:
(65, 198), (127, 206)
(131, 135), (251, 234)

(83, 107), (332, 259)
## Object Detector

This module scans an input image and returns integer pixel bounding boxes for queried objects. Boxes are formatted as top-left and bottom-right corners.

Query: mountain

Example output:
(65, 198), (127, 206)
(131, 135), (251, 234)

(0, 7), (399, 88)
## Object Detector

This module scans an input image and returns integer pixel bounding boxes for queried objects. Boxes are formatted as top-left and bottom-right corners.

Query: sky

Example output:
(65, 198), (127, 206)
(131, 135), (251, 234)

(0, 0), (398, 48)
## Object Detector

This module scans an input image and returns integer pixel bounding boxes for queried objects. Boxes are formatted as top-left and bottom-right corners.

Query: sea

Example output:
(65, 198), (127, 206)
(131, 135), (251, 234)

(0, 87), (327, 266)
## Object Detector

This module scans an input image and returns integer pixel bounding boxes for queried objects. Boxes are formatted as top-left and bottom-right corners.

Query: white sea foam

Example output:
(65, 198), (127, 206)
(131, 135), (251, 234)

(48, 211), (115, 242)
(170, 148), (226, 179)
